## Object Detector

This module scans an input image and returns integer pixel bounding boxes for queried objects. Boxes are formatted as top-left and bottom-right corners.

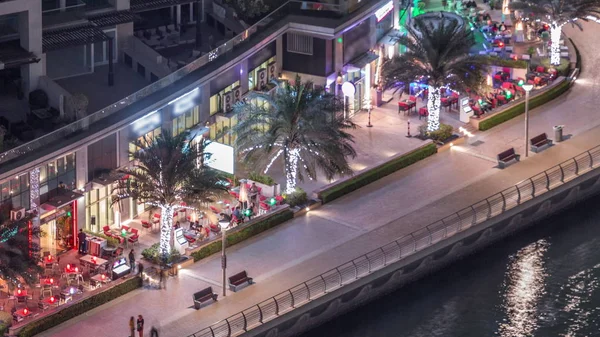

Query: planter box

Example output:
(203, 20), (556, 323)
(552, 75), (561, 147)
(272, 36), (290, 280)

(245, 179), (280, 198)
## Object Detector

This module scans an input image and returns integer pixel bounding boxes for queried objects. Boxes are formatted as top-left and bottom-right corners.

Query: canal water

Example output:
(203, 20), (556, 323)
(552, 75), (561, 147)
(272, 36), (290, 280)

(302, 194), (600, 337)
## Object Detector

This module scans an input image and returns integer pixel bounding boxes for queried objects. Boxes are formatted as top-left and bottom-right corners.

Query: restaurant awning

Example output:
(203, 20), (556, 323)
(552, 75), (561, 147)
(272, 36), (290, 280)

(41, 189), (84, 210)
(0, 42), (40, 70)
(87, 10), (139, 28)
(346, 51), (379, 70)
(43, 24), (110, 53)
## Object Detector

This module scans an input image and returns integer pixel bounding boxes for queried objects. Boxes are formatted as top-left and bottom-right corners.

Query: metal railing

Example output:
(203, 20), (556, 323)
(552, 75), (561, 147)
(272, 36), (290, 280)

(188, 144), (600, 337)
(0, 0), (355, 166)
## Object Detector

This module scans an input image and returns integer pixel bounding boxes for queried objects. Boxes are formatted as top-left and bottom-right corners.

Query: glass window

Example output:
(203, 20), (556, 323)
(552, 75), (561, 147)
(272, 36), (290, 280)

(20, 175), (28, 191)
(57, 157), (66, 174)
(40, 184), (48, 197)
(98, 186), (106, 199)
(12, 196), (20, 209)
(1, 182), (9, 201)
(210, 95), (219, 115)
(185, 109), (194, 129)
(90, 189), (98, 203)
(40, 165), (47, 183)
(47, 162), (57, 179)
(66, 153), (75, 171)
(10, 177), (20, 195)
(248, 71), (254, 90)
(21, 193), (30, 210)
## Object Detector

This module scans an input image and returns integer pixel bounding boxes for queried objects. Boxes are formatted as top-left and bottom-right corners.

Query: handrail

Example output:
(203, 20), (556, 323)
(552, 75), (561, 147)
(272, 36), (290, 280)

(0, 0), (358, 166)
(188, 144), (600, 337)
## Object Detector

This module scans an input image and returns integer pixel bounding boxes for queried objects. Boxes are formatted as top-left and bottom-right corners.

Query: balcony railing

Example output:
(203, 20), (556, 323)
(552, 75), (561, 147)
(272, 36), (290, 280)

(187, 144), (600, 337)
(0, 0), (365, 168)
(42, 2), (87, 27)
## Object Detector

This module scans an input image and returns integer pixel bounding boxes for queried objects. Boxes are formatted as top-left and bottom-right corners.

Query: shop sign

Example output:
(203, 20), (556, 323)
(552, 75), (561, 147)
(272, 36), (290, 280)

(132, 110), (160, 134)
(169, 87), (200, 115)
(375, 1), (393, 22)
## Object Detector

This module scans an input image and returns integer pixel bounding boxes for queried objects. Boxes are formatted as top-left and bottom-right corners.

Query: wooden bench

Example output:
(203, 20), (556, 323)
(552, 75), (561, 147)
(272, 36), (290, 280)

(193, 287), (218, 309)
(497, 148), (520, 169)
(228, 270), (254, 292)
(530, 133), (553, 153)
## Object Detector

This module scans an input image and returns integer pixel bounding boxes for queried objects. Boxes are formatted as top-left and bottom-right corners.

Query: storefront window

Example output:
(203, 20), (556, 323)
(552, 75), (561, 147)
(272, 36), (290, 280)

(40, 153), (77, 204)
(85, 185), (115, 232)
(129, 127), (161, 160)
(0, 173), (30, 210)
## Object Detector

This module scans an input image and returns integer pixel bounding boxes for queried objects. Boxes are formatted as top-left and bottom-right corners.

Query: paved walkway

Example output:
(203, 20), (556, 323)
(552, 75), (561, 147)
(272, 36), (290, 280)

(35, 20), (600, 337)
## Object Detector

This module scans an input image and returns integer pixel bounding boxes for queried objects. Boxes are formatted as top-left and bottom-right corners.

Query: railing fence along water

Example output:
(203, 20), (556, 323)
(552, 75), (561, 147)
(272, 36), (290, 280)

(0, 1), (348, 165)
(188, 144), (600, 337)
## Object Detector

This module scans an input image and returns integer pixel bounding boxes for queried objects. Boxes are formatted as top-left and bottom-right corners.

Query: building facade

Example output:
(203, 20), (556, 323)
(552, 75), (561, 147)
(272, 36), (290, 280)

(0, 0), (405, 254)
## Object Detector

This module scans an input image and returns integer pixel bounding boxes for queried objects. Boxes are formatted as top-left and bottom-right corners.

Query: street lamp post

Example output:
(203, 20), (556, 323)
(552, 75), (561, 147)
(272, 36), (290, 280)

(522, 83), (534, 157)
(219, 218), (231, 297)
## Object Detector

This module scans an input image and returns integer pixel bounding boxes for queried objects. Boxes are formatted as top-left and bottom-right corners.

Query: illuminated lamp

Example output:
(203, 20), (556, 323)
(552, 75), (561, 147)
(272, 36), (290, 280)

(50, 296), (55, 303)
(17, 289), (22, 295)
(66, 264), (71, 270)
(50, 278), (54, 284)
(70, 287), (75, 295)
(518, 79), (524, 86)
(23, 308), (28, 315)
(101, 274), (106, 281)
(269, 198), (276, 206)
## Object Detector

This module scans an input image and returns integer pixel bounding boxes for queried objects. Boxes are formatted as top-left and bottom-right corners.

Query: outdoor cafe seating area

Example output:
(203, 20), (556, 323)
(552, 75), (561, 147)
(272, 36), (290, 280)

(140, 179), (285, 247)
(1, 248), (128, 326)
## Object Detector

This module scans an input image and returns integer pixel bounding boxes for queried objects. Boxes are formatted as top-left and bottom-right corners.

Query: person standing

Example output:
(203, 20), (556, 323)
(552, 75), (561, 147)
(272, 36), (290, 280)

(129, 249), (136, 273)
(137, 315), (144, 337)
(77, 229), (87, 254)
(129, 316), (135, 337)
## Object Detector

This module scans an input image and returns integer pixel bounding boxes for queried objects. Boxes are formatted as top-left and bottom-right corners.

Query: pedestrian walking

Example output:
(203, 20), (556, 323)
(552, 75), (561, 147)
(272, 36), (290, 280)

(129, 249), (136, 273)
(150, 326), (159, 337)
(129, 316), (135, 337)
(138, 261), (144, 277)
(137, 315), (145, 337)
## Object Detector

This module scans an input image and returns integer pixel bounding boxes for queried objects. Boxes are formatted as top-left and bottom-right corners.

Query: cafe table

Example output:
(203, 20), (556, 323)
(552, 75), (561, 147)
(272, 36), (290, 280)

(110, 229), (134, 248)
(80, 255), (108, 272)
(12, 308), (31, 322)
(90, 274), (111, 289)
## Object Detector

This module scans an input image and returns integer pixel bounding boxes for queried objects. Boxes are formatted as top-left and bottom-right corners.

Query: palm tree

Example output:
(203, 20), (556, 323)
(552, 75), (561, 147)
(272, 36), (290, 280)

(509, 0), (600, 65)
(233, 76), (357, 194)
(0, 213), (42, 286)
(114, 131), (226, 256)
(382, 15), (487, 132)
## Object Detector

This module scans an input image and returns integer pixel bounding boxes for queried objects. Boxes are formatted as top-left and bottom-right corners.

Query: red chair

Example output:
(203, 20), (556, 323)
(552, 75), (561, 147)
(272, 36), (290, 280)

(536, 65), (545, 73)
(470, 103), (482, 117)
(409, 95), (417, 103)
(441, 97), (452, 111)
(490, 98), (497, 109)
(184, 234), (196, 244)
(502, 67), (511, 74)
(275, 195), (284, 203)
(493, 74), (503, 82)
(152, 214), (160, 224)
(122, 225), (130, 232)
(128, 228), (139, 245)
(103, 226), (112, 237)
(141, 220), (151, 231)
(209, 205), (220, 214)
(259, 195), (267, 202)
(210, 223), (221, 233)
(229, 190), (239, 199)
(496, 95), (507, 105)
(398, 102), (410, 115)
(418, 107), (428, 120)
(259, 202), (270, 214)
(501, 82), (513, 90)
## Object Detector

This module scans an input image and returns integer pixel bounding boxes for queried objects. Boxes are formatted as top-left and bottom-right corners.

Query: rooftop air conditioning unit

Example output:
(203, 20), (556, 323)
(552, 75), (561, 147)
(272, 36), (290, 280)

(257, 68), (267, 90)
(222, 91), (233, 112)
(268, 62), (277, 81)
(233, 86), (242, 104)
(11, 208), (26, 221)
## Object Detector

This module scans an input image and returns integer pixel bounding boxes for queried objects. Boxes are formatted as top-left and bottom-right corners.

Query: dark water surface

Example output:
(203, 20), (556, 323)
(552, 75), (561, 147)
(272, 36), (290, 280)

(302, 194), (600, 337)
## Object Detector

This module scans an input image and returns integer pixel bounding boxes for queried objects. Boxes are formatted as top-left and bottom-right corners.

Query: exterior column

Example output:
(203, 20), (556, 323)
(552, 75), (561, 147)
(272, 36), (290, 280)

(176, 4), (182, 26)
(161, 108), (173, 134)
(393, 0), (401, 29)
(276, 36), (283, 76)
(19, 5), (43, 95)
(60, 0), (66, 11)
(240, 59), (249, 94)
(29, 167), (41, 251)
(117, 128), (130, 168)
(199, 83), (210, 123)
(369, 16), (377, 49)
(334, 37), (344, 74)
(75, 147), (88, 190)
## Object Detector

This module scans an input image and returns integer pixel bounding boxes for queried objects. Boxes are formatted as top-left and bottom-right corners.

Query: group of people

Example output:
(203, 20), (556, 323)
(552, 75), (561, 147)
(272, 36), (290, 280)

(129, 315), (158, 337)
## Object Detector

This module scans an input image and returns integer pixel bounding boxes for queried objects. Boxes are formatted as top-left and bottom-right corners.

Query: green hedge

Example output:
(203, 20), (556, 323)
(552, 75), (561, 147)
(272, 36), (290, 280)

(478, 79), (571, 131)
(487, 56), (528, 69)
(18, 277), (142, 337)
(318, 143), (438, 204)
(190, 209), (294, 262)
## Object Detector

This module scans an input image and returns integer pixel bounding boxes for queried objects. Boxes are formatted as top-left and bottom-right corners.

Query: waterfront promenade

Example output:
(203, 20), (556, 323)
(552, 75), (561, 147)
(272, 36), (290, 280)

(37, 23), (600, 337)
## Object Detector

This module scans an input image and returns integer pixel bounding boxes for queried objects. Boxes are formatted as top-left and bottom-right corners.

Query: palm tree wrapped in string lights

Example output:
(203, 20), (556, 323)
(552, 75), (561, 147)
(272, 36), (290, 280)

(382, 15), (487, 132)
(509, 0), (600, 66)
(114, 131), (226, 256)
(233, 75), (357, 194)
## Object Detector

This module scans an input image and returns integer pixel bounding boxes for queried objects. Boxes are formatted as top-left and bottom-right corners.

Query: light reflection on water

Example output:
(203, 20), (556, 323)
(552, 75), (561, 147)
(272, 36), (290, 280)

(497, 240), (548, 337)
(301, 196), (600, 337)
